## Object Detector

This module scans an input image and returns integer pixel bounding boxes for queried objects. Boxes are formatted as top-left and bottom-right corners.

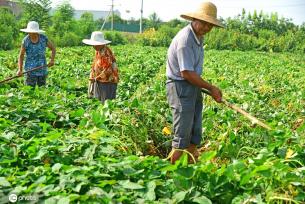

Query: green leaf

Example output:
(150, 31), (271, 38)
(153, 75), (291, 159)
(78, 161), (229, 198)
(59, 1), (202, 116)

(181, 153), (188, 166)
(173, 176), (192, 190)
(192, 196), (213, 204)
(173, 191), (187, 203)
(161, 164), (178, 172)
(224, 165), (235, 180)
(73, 182), (85, 193)
(52, 163), (62, 173)
(58, 197), (70, 204)
(0, 132), (16, 141)
(32, 148), (48, 160)
(0, 118), (13, 129)
(35, 176), (46, 184)
(176, 167), (195, 179)
(98, 180), (117, 188)
(145, 181), (156, 201)
(71, 108), (85, 118)
(119, 180), (145, 189)
(0, 158), (17, 164)
(240, 171), (252, 185)
(46, 130), (62, 141)
(34, 184), (55, 194)
(199, 151), (217, 162)
(254, 164), (271, 172)
(87, 187), (105, 196)
(92, 111), (106, 126)
(0, 177), (11, 187)
(99, 145), (116, 155)
(45, 196), (70, 204)
(45, 197), (57, 204)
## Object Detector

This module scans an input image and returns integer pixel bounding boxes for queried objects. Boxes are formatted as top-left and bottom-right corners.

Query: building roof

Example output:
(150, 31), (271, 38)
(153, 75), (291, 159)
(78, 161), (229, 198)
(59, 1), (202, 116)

(50, 8), (121, 20)
(0, 0), (22, 16)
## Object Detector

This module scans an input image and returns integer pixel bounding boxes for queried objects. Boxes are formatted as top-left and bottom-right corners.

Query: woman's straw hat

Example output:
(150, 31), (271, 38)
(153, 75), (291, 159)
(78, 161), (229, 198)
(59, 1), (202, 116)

(82, 31), (111, 46)
(181, 2), (224, 28)
(20, 21), (45, 33)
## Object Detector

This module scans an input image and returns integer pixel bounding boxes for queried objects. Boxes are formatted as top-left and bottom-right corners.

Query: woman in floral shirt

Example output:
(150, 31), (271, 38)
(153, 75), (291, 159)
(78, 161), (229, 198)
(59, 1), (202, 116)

(83, 31), (119, 103)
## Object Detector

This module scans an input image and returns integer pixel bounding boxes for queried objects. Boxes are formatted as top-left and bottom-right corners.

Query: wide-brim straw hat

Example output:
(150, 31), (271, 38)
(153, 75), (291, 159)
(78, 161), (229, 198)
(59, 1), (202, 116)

(82, 31), (111, 46)
(20, 21), (45, 33)
(181, 2), (224, 28)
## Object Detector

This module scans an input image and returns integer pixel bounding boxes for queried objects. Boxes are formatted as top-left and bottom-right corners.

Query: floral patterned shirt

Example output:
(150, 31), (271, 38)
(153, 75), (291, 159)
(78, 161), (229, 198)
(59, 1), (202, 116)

(23, 34), (48, 76)
(90, 46), (119, 83)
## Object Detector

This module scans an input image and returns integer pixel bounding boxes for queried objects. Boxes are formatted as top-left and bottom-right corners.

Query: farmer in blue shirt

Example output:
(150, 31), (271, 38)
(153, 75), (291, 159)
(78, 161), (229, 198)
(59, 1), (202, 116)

(17, 21), (56, 87)
(166, 2), (224, 164)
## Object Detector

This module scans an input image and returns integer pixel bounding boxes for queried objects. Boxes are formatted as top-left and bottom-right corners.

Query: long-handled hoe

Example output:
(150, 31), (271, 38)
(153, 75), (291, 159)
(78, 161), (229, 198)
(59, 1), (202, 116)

(0, 64), (48, 84)
(166, 89), (272, 164)
(201, 88), (272, 130)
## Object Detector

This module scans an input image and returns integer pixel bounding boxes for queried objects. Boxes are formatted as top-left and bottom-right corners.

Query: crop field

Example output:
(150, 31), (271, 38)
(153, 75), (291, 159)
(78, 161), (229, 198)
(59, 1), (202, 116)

(0, 45), (304, 203)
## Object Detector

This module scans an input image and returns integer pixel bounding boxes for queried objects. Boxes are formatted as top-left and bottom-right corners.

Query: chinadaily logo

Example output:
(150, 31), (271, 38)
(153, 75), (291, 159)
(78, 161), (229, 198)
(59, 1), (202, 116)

(8, 193), (38, 203)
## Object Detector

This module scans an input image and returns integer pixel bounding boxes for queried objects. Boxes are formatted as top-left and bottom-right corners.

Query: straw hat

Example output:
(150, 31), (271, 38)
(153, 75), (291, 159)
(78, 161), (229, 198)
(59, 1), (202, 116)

(181, 2), (224, 28)
(82, 31), (111, 46)
(20, 21), (45, 33)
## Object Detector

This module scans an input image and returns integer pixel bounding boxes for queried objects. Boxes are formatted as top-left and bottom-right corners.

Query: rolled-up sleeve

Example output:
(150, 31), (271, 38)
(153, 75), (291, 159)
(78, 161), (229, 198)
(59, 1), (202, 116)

(177, 46), (195, 72)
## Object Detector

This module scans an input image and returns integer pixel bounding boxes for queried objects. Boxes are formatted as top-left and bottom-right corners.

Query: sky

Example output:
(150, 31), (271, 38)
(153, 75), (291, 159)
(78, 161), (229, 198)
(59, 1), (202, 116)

(51, 0), (305, 25)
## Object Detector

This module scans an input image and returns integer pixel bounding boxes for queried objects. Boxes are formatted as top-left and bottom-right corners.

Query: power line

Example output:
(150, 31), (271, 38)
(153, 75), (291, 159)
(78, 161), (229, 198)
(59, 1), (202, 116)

(101, 0), (118, 31)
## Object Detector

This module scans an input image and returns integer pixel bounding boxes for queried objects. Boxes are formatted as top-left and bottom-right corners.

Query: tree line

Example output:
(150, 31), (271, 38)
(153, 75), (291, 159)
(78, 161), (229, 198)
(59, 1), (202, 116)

(0, 0), (304, 52)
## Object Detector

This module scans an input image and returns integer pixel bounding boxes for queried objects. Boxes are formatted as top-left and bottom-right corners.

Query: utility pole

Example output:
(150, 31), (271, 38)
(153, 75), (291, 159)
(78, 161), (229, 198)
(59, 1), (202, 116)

(111, 0), (114, 30)
(140, 0), (143, 33)
(102, 0), (119, 31)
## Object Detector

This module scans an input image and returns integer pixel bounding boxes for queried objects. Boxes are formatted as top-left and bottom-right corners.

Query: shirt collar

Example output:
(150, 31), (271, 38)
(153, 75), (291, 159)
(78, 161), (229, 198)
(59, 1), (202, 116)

(189, 24), (201, 45)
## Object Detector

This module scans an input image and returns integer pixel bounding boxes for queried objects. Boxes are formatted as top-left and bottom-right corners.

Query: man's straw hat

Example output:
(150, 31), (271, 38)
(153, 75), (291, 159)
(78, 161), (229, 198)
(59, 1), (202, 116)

(181, 2), (224, 28)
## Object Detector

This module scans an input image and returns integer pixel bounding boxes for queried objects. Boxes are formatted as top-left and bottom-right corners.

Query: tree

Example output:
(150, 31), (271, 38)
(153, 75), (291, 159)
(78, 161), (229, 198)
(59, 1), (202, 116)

(112, 14), (125, 24)
(49, 2), (79, 46)
(0, 8), (18, 50)
(146, 12), (162, 29)
(241, 8), (246, 21)
(166, 18), (186, 29)
(300, 23), (305, 32)
(79, 12), (98, 38)
(50, 2), (74, 37)
(53, 1), (74, 22)
(18, 0), (51, 29)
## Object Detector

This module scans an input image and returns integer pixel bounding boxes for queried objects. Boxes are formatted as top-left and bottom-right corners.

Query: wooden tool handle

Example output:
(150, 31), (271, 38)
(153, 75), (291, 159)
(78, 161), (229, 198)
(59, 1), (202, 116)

(201, 88), (272, 130)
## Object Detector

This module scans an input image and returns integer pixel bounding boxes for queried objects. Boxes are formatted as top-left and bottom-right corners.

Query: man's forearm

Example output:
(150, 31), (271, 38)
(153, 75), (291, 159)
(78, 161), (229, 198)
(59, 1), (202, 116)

(181, 70), (222, 102)
(181, 71), (214, 90)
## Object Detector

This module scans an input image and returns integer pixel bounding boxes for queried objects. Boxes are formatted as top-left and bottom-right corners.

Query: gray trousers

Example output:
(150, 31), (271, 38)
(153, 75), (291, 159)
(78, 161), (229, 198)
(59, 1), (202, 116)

(88, 81), (117, 103)
(166, 80), (203, 149)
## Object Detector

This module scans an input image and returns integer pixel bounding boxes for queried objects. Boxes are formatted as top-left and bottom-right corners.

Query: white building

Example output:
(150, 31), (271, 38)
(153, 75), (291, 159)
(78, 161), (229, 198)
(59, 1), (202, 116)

(50, 9), (121, 20)
(74, 9), (121, 20)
